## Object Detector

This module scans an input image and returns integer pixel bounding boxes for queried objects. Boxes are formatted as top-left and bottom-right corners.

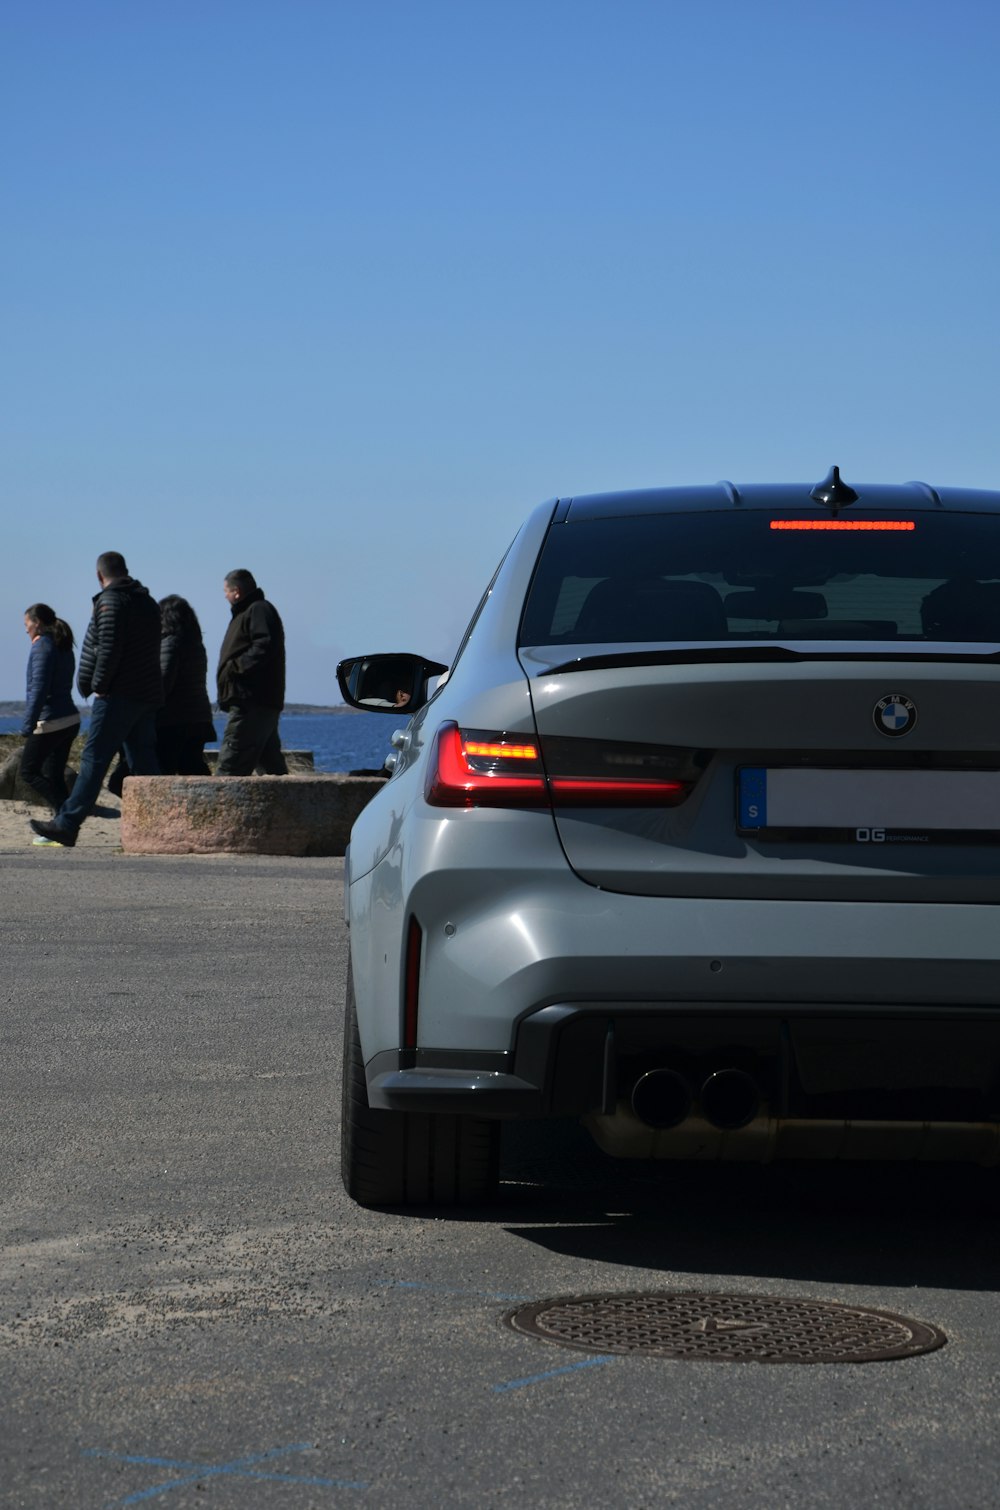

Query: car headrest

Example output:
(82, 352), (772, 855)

(921, 580), (1000, 640)
(724, 589), (827, 621)
(575, 578), (728, 642)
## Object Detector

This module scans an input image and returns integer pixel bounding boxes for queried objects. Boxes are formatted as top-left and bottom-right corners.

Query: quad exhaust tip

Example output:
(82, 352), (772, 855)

(699, 1068), (761, 1130)
(631, 1066), (761, 1132)
(630, 1068), (693, 1130)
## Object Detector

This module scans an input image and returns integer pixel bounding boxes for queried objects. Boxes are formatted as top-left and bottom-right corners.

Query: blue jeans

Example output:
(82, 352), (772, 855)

(56, 695), (161, 835)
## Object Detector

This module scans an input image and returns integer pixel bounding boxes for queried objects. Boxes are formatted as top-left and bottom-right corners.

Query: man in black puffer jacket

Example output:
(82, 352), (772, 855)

(30, 552), (163, 847)
(215, 569), (288, 776)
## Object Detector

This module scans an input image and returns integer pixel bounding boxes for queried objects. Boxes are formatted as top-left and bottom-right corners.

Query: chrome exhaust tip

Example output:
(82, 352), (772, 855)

(631, 1068), (693, 1130)
(700, 1068), (761, 1130)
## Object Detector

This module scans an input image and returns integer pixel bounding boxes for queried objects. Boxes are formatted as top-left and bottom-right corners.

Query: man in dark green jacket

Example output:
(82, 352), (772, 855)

(215, 569), (288, 776)
(30, 551), (163, 847)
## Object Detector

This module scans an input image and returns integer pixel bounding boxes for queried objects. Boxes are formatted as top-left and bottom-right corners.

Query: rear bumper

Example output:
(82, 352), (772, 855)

(349, 799), (1000, 1067)
(353, 826), (1000, 1161)
(367, 1000), (1000, 1136)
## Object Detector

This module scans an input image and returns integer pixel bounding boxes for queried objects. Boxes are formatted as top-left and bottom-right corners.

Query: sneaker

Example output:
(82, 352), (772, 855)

(29, 818), (76, 847)
(32, 835), (63, 847)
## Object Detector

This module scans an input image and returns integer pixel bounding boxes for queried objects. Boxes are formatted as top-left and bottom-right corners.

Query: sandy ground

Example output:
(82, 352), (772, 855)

(0, 792), (124, 853)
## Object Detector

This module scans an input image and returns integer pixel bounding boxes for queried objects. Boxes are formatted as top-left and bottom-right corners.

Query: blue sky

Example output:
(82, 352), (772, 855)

(4, 0), (998, 700)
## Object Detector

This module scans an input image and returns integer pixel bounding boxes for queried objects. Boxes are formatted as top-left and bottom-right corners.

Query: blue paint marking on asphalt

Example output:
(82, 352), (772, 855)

(390, 1280), (531, 1302)
(82, 1443), (367, 1503)
(493, 1355), (618, 1392)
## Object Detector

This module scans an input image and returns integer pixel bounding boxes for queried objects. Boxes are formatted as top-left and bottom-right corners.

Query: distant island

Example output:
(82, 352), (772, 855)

(0, 700), (357, 716)
(284, 704), (359, 715)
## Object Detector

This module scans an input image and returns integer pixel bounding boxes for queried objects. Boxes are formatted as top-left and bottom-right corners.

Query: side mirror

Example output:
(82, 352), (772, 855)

(337, 652), (449, 714)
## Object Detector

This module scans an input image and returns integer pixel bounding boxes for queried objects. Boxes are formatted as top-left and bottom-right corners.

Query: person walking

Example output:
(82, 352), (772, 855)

(20, 603), (81, 816)
(215, 569), (288, 776)
(156, 595), (216, 774)
(30, 552), (163, 847)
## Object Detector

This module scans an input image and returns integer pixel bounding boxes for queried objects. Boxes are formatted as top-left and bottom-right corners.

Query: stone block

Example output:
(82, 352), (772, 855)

(120, 774), (384, 856)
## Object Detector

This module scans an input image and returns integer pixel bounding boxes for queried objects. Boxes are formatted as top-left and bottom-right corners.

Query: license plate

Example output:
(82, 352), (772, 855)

(737, 766), (1000, 845)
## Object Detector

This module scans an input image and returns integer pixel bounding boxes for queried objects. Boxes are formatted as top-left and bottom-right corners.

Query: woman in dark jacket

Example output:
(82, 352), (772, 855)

(20, 603), (80, 811)
(156, 596), (216, 774)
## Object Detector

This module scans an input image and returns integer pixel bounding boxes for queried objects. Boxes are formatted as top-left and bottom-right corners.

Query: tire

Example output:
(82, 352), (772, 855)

(340, 949), (500, 1207)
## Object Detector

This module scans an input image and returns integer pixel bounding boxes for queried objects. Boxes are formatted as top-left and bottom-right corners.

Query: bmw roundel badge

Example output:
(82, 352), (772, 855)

(873, 694), (917, 737)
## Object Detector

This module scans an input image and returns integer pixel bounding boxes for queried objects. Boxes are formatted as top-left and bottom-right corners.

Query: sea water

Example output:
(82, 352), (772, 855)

(0, 710), (400, 774)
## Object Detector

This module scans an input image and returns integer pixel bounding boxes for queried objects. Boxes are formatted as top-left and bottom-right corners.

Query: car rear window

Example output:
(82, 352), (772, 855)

(518, 510), (1000, 646)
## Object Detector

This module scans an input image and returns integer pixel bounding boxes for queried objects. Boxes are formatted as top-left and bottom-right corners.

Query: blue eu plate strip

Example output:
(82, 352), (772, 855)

(739, 767), (767, 829)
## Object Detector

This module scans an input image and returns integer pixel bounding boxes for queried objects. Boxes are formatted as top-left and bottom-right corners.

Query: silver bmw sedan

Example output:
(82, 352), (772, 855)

(337, 468), (1000, 1206)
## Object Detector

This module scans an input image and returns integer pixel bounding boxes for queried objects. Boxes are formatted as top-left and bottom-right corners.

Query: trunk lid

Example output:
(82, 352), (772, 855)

(522, 649), (1000, 901)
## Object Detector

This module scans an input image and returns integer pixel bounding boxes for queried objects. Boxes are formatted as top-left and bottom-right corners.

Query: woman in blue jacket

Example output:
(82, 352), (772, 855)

(20, 603), (80, 812)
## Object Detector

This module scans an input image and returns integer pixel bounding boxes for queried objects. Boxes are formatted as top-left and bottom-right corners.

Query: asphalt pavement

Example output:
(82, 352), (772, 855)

(2, 849), (999, 1508)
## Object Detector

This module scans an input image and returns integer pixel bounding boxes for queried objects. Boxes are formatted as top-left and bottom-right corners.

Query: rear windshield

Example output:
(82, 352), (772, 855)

(518, 510), (1000, 646)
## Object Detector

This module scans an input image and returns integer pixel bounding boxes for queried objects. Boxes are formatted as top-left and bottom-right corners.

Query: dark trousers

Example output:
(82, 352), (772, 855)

(20, 725), (79, 811)
(216, 705), (288, 776)
(157, 723), (211, 776)
(56, 695), (161, 836)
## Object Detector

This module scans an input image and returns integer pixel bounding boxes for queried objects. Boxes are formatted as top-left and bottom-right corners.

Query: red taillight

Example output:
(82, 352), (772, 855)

(425, 723), (692, 809)
(425, 724), (548, 806)
(403, 916), (422, 1049)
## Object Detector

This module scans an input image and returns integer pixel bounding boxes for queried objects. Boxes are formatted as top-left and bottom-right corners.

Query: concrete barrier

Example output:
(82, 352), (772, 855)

(121, 774), (386, 856)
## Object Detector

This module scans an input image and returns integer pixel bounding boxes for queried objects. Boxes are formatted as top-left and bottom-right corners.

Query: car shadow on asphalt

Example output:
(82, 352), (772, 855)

(483, 1118), (1000, 1293)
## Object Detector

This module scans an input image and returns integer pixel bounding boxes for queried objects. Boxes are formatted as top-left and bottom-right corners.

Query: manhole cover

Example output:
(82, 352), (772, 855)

(504, 1291), (946, 1364)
